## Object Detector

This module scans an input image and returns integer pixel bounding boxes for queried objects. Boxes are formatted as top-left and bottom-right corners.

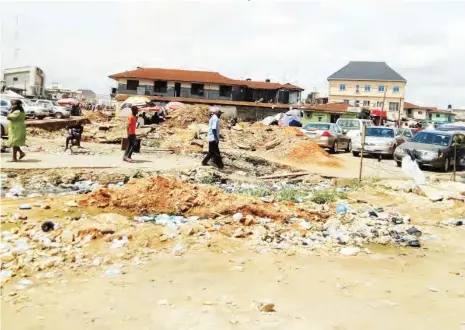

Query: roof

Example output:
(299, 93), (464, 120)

(328, 61), (406, 82)
(109, 68), (303, 91)
(429, 109), (456, 115)
(404, 102), (420, 109)
(303, 102), (350, 113)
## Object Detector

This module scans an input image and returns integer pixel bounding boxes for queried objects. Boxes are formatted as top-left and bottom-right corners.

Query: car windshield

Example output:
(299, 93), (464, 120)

(366, 128), (394, 138)
(52, 101), (59, 106)
(22, 99), (34, 106)
(304, 123), (331, 130)
(410, 132), (451, 146)
(337, 120), (359, 130)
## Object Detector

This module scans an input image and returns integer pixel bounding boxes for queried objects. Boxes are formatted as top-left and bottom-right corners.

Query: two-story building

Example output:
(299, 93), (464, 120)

(109, 67), (303, 105)
(327, 61), (406, 121)
(2, 66), (46, 98)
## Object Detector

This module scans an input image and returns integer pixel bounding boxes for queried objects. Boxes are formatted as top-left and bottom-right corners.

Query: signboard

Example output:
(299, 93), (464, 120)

(347, 107), (361, 113)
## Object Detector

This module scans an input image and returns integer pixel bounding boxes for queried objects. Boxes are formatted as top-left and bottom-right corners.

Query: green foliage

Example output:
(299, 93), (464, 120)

(277, 187), (305, 202)
(311, 189), (347, 204)
(240, 186), (271, 197)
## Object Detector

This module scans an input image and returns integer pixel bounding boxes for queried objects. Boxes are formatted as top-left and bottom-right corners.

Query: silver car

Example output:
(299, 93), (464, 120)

(301, 122), (351, 153)
(352, 126), (398, 157)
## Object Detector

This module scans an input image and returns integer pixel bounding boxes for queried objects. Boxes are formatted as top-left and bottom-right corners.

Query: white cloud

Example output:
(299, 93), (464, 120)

(0, 1), (464, 108)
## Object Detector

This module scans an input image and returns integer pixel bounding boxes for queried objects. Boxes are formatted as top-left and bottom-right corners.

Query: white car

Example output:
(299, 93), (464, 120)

(35, 99), (71, 119)
(336, 118), (374, 139)
(21, 99), (50, 119)
(0, 115), (8, 137)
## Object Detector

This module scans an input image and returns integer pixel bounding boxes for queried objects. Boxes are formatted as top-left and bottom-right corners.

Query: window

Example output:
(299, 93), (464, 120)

(393, 86), (400, 93)
(339, 84), (346, 91)
(191, 83), (205, 96)
(377, 101), (384, 109)
(154, 80), (167, 93)
(0, 100), (8, 106)
(435, 114), (440, 118)
(363, 100), (370, 107)
(343, 99), (349, 104)
(364, 85), (371, 92)
(356, 85), (360, 92)
(355, 100), (360, 107)
(13, 77), (18, 82)
(126, 80), (139, 91)
(389, 102), (399, 112)
(378, 86), (385, 92)
(219, 85), (232, 98)
(417, 111), (423, 115)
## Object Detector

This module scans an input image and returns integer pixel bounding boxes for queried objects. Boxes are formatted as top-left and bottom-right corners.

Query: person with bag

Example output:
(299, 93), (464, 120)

(7, 99), (27, 162)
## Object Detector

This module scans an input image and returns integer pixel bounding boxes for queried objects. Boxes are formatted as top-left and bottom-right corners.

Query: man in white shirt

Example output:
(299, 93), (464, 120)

(201, 108), (224, 169)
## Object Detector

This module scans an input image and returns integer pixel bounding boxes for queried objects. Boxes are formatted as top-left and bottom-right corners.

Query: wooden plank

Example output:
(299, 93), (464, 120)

(258, 171), (310, 180)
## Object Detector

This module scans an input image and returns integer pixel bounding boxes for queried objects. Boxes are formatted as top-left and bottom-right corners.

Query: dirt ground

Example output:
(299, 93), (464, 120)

(1, 180), (464, 330)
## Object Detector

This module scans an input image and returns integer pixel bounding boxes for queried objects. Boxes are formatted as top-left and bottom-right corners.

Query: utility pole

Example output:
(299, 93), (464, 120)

(358, 124), (366, 182)
(397, 97), (403, 128)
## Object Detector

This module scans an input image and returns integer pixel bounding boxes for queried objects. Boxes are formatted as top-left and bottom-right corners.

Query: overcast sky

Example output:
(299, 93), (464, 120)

(1, 1), (464, 108)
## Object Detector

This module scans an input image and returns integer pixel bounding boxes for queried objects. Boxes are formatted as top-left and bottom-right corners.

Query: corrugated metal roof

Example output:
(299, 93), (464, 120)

(328, 61), (406, 82)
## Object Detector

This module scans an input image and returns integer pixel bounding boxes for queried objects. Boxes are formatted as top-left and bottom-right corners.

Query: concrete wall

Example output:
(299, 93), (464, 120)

(236, 106), (285, 122)
(288, 91), (300, 104)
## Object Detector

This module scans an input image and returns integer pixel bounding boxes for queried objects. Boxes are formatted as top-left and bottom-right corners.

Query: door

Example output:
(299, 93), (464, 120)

(334, 125), (348, 148)
(174, 83), (181, 97)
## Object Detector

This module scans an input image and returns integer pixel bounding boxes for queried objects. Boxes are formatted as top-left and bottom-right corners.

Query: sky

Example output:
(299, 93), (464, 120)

(1, 1), (464, 108)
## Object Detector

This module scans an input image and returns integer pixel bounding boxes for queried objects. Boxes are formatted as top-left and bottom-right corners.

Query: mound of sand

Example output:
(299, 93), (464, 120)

(284, 141), (342, 167)
(164, 104), (210, 129)
(80, 175), (328, 221)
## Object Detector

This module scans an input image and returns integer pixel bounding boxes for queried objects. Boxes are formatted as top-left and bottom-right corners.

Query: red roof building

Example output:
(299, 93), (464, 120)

(109, 67), (304, 105)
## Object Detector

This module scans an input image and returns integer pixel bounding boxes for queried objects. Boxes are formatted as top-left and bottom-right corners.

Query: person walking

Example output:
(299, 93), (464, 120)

(7, 99), (27, 162)
(123, 106), (138, 163)
(202, 108), (224, 169)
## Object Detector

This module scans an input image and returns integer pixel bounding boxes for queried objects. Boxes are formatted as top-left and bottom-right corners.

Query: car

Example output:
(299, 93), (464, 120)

(301, 122), (351, 153)
(335, 118), (374, 139)
(435, 124), (465, 132)
(394, 130), (465, 171)
(34, 99), (71, 119)
(1, 98), (10, 116)
(1, 115), (8, 137)
(352, 126), (398, 157)
(395, 127), (421, 146)
(21, 99), (50, 119)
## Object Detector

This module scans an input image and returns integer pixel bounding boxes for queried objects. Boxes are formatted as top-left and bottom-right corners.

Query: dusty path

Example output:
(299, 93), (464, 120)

(0, 152), (199, 170)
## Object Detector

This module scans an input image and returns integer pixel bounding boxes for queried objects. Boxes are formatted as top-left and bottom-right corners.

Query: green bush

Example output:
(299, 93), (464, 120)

(277, 187), (305, 202)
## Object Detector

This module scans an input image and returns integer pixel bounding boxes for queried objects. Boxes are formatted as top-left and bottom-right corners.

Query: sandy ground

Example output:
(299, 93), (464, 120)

(1, 186), (464, 330)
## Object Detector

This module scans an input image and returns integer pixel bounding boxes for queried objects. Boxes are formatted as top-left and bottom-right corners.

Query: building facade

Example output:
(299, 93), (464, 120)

(2, 66), (46, 97)
(109, 68), (303, 105)
(327, 61), (406, 121)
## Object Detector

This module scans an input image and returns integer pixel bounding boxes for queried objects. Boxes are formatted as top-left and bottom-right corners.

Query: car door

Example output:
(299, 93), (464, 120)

(454, 134), (465, 167)
(334, 124), (348, 148)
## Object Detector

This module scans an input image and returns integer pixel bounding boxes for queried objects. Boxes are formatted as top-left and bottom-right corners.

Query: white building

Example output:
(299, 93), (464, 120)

(2, 66), (46, 97)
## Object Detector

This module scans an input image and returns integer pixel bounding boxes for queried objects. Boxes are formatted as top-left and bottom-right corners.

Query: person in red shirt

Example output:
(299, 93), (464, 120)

(123, 106), (138, 162)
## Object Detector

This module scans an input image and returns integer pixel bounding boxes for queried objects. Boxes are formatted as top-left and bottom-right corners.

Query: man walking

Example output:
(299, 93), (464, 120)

(202, 107), (224, 169)
(123, 106), (138, 163)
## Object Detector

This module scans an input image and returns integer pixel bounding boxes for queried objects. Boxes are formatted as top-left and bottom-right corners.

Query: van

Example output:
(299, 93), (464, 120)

(336, 118), (374, 138)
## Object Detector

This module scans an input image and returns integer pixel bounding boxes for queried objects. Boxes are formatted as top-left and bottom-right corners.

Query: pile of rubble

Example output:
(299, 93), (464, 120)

(163, 104), (210, 129)
(82, 110), (111, 123)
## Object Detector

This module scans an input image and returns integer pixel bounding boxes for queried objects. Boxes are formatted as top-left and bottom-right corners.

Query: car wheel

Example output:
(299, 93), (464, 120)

(55, 113), (63, 119)
(37, 116), (45, 120)
(442, 158), (450, 172)
(345, 141), (352, 152)
(330, 141), (338, 154)
(352, 151), (360, 157)
(396, 161), (402, 167)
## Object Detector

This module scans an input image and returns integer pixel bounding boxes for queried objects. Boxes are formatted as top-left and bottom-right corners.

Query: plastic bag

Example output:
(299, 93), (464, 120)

(401, 157), (425, 185)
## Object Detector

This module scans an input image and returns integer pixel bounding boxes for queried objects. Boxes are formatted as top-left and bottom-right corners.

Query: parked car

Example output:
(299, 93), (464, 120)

(395, 127), (421, 146)
(335, 118), (374, 139)
(1, 98), (11, 116)
(0, 115), (8, 137)
(21, 99), (50, 119)
(301, 122), (351, 153)
(352, 126), (398, 157)
(435, 124), (465, 132)
(34, 99), (71, 118)
(394, 130), (465, 171)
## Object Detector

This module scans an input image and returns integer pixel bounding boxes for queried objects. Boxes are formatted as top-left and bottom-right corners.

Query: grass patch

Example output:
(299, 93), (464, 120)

(311, 189), (347, 204)
(200, 172), (222, 184)
(277, 187), (305, 202)
(239, 186), (271, 197)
